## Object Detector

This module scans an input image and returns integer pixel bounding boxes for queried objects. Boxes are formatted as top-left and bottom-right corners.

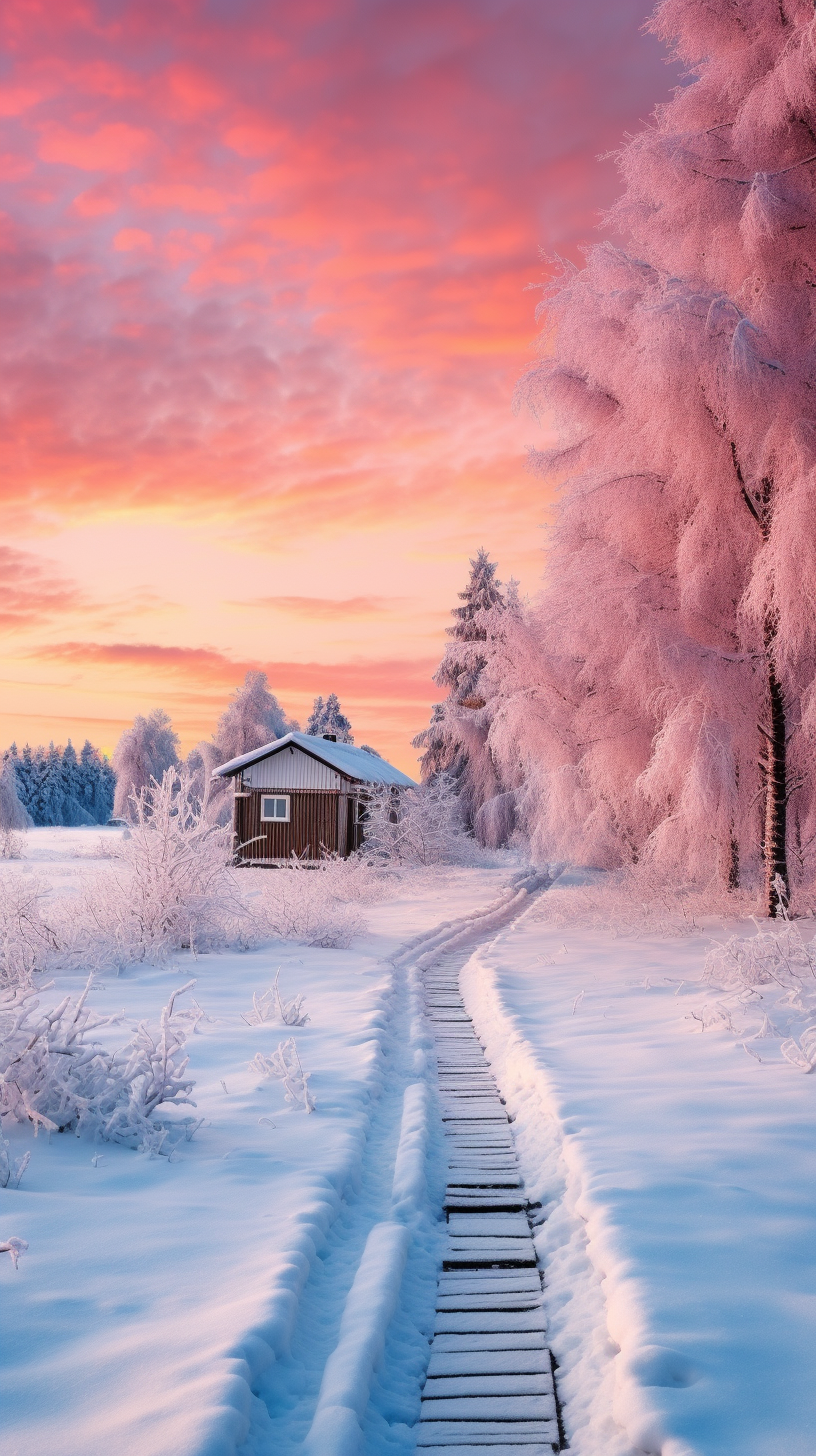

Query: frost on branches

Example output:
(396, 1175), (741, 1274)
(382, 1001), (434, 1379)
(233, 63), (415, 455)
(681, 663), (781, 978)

(363, 776), (478, 866)
(492, 0), (816, 914)
(113, 710), (180, 821)
(414, 551), (519, 844)
(77, 768), (243, 965)
(0, 977), (201, 1153)
(306, 693), (354, 743)
(242, 967), (310, 1027)
(250, 1036), (315, 1111)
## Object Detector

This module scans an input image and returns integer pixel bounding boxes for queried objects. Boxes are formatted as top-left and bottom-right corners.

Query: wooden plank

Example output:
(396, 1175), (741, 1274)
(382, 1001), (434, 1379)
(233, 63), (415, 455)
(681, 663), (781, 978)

(417, 1419), (558, 1444)
(415, 1445), (554, 1455)
(439, 1274), (540, 1293)
(434, 1310), (546, 1334)
(449, 1215), (531, 1236)
(431, 1332), (548, 1354)
(420, 1395), (556, 1421)
(424, 1374), (554, 1398)
(436, 1294), (542, 1312)
(428, 1349), (550, 1377)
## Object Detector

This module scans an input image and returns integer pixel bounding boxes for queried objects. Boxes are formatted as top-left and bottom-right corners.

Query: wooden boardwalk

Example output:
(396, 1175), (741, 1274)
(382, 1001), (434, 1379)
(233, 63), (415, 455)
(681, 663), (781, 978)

(418, 958), (562, 1454)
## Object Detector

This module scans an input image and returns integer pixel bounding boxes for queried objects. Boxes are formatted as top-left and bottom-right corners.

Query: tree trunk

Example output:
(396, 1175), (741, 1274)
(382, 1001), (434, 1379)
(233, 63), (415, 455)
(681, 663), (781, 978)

(762, 623), (789, 917)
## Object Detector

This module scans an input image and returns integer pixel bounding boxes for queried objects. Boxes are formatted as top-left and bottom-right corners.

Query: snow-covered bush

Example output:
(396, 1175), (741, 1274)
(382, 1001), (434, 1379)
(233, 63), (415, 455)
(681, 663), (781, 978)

(0, 1139), (30, 1189)
(0, 976), (201, 1149)
(0, 1236), (27, 1268)
(702, 902), (816, 1071)
(316, 851), (389, 905)
(67, 768), (245, 966)
(535, 865), (756, 939)
(250, 1036), (315, 1111)
(242, 967), (309, 1027)
(0, 875), (59, 990)
(362, 776), (480, 866)
(252, 858), (365, 948)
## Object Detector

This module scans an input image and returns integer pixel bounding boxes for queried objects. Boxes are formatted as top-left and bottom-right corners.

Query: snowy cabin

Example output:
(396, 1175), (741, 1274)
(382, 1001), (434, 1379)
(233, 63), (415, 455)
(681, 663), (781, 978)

(212, 731), (417, 862)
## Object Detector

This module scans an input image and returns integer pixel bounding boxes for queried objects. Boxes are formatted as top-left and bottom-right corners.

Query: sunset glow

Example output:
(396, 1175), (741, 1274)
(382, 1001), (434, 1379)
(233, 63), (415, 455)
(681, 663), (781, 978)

(0, 0), (675, 769)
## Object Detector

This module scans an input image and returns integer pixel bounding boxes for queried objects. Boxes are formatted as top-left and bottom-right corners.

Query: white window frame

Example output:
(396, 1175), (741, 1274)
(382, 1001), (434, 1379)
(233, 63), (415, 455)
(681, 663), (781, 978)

(260, 794), (291, 823)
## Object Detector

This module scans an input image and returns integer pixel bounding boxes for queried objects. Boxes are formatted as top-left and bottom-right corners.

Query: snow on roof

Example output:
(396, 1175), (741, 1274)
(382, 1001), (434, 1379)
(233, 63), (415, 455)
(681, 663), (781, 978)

(212, 731), (417, 786)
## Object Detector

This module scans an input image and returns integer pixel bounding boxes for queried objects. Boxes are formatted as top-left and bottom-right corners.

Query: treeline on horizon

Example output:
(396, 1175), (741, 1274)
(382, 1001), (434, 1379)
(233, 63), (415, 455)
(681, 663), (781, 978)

(0, 684), (366, 831)
(3, 741), (116, 828)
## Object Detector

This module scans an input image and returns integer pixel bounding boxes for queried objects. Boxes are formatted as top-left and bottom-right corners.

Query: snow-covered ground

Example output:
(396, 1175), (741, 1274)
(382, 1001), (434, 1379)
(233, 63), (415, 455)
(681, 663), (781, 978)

(462, 873), (816, 1456)
(4, 835), (816, 1456)
(0, 829), (515, 1456)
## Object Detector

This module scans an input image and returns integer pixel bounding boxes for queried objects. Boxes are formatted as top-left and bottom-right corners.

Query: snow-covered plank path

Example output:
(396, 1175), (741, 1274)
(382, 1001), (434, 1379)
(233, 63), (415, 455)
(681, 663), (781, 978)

(418, 952), (562, 1454)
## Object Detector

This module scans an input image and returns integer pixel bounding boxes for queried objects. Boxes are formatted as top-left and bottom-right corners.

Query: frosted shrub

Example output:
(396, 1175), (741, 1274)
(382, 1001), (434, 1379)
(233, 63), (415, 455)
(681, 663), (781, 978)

(0, 829), (25, 860)
(364, 776), (479, 867)
(250, 1036), (315, 1111)
(253, 859), (365, 948)
(317, 851), (389, 905)
(0, 1139), (30, 1189)
(243, 967), (309, 1027)
(0, 875), (59, 990)
(69, 768), (245, 966)
(0, 976), (201, 1149)
(0, 1237), (27, 1269)
(535, 865), (756, 939)
(703, 909), (816, 1071)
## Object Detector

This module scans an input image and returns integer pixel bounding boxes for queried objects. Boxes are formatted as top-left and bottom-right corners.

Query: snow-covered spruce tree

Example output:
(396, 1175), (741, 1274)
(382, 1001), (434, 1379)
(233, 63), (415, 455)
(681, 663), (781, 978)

(306, 693), (354, 742)
(113, 710), (180, 820)
(0, 755), (31, 833)
(509, 0), (816, 914)
(414, 550), (506, 833)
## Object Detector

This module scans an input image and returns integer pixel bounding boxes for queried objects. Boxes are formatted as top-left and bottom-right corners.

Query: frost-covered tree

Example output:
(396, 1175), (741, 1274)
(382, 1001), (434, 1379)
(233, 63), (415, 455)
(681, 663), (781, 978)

(79, 740), (115, 823)
(0, 756), (31, 832)
(414, 551), (506, 833)
(113, 710), (180, 820)
(306, 693), (354, 742)
(212, 671), (296, 761)
(5, 740), (113, 827)
(199, 671), (297, 823)
(504, 0), (816, 913)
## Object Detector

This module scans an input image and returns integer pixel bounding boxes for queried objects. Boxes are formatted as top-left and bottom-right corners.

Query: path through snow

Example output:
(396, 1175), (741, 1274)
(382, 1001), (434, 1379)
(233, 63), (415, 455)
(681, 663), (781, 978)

(239, 874), (548, 1456)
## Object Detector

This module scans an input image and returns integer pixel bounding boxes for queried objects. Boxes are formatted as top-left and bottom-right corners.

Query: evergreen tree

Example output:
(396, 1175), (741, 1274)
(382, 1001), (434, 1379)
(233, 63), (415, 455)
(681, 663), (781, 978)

(60, 741), (94, 826)
(306, 693), (354, 742)
(41, 743), (65, 826)
(414, 551), (506, 832)
(0, 754), (31, 831)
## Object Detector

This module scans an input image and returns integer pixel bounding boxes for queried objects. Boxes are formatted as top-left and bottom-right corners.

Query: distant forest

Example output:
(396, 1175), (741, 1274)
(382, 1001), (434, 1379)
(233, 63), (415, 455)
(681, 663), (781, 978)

(4, 741), (115, 827)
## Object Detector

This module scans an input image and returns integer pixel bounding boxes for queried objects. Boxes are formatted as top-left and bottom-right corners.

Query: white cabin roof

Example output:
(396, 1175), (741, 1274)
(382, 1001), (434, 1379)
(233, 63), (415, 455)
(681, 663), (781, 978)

(212, 731), (417, 787)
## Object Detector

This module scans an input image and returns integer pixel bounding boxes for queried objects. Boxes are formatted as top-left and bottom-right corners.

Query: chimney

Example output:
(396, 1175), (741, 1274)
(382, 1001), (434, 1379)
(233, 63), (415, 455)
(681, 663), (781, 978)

(323, 733), (337, 742)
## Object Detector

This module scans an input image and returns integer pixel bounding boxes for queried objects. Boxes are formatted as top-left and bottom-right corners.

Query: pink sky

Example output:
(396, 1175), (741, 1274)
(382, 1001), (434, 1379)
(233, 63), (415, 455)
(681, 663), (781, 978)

(0, 0), (676, 771)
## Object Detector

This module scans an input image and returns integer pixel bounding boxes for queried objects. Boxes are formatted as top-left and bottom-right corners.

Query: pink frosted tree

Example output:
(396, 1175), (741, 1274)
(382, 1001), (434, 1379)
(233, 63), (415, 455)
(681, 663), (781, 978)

(414, 550), (507, 834)
(113, 710), (179, 820)
(506, 0), (816, 913)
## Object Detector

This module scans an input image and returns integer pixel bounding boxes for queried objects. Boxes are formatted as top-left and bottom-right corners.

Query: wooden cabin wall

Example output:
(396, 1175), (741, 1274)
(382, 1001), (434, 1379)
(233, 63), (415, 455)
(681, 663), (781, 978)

(235, 788), (341, 861)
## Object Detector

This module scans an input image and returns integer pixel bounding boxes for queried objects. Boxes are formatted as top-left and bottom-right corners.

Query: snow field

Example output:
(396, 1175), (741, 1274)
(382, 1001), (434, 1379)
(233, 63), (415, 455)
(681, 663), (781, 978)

(0, 835), (517, 1456)
(459, 888), (816, 1456)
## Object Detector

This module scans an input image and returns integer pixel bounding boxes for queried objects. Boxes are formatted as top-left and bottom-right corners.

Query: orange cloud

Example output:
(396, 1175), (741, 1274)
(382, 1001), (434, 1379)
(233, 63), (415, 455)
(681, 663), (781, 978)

(231, 596), (405, 619)
(0, 547), (83, 628)
(31, 639), (438, 701)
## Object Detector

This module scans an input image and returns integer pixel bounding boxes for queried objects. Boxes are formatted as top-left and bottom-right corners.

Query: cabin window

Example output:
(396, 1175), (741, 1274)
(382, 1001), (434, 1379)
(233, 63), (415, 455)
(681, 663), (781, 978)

(261, 795), (290, 823)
